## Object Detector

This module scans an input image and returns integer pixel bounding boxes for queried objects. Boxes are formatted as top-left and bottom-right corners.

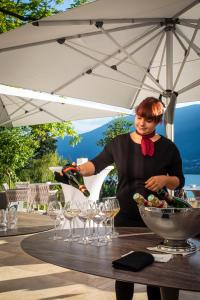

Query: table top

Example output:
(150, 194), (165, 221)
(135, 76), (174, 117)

(0, 212), (54, 237)
(21, 227), (200, 292)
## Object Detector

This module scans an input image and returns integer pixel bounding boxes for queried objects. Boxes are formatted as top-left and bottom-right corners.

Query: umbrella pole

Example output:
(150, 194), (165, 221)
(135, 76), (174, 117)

(164, 27), (176, 141)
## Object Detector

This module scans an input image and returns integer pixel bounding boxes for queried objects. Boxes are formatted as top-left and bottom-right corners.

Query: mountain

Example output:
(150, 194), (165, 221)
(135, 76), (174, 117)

(56, 105), (200, 174)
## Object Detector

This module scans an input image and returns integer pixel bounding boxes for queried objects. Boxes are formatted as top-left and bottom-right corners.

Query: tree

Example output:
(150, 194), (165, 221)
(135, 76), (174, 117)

(0, 0), (83, 186)
(70, 0), (90, 8)
(0, 0), (64, 32)
(30, 122), (81, 159)
(97, 115), (133, 197)
(0, 127), (38, 187)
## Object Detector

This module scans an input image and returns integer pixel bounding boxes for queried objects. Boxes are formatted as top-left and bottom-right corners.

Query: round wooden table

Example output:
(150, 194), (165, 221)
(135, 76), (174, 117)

(21, 227), (200, 300)
(0, 212), (54, 237)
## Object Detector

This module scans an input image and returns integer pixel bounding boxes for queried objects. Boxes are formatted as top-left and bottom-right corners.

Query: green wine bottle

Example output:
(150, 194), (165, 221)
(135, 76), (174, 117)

(54, 163), (90, 197)
(157, 189), (191, 208)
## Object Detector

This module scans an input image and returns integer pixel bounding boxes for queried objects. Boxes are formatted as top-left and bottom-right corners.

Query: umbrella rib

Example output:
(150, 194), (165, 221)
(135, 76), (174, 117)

(65, 30), (163, 94)
(34, 18), (164, 26)
(52, 25), (161, 94)
(114, 30), (163, 67)
(178, 78), (200, 94)
(130, 31), (165, 108)
(99, 26), (165, 92)
(173, 19), (200, 91)
(172, 0), (200, 18)
(156, 35), (166, 83)
(173, 31), (187, 53)
(0, 23), (159, 54)
(0, 96), (10, 123)
(64, 42), (155, 91)
(178, 20), (200, 29)
(4, 94), (34, 117)
(89, 72), (156, 93)
(0, 95), (66, 125)
(19, 97), (66, 122)
(176, 27), (200, 56)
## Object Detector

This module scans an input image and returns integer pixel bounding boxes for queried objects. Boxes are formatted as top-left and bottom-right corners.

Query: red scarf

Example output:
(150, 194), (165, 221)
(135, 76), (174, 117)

(136, 130), (155, 157)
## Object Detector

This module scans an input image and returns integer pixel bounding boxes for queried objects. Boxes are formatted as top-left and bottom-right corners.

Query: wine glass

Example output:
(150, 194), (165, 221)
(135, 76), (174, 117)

(0, 209), (7, 231)
(91, 201), (107, 247)
(77, 200), (91, 245)
(109, 197), (120, 238)
(7, 205), (18, 229)
(47, 201), (62, 240)
(102, 199), (113, 242)
(63, 201), (80, 242)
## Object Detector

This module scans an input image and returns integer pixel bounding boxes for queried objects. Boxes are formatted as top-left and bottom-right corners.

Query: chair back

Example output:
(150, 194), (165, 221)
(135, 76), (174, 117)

(6, 188), (30, 203)
(2, 183), (9, 191)
(30, 183), (50, 205)
(16, 181), (30, 189)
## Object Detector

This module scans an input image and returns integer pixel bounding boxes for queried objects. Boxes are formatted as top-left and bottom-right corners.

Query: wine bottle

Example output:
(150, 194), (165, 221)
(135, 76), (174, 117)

(133, 193), (148, 206)
(157, 189), (191, 208)
(147, 195), (168, 208)
(54, 164), (90, 197)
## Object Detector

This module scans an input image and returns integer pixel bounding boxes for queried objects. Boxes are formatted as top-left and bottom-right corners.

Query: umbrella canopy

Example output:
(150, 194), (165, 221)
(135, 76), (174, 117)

(0, 86), (127, 127)
(0, 0), (200, 136)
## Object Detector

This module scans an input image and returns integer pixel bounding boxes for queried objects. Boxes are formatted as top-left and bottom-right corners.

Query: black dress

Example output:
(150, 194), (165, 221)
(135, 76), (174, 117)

(91, 133), (185, 227)
(91, 133), (185, 300)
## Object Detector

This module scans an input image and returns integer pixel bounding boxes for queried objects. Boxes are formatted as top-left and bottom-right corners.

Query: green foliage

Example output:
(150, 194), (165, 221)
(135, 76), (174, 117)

(97, 115), (133, 148)
(19, 152), (66, 183)
(97, 115), (133, 198)
(30, 122), (81, 158)
(70, 0), (90, 8)
(0, 0), (64, 33)
(0, 127), (39, 187)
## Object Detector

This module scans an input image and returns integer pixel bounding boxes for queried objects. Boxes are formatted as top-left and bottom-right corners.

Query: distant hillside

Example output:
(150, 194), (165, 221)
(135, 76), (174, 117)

(56, 105), (200, 174)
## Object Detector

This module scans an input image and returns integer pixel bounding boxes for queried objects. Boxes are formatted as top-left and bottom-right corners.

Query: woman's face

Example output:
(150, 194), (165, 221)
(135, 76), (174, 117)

(135, 115), (157, 135)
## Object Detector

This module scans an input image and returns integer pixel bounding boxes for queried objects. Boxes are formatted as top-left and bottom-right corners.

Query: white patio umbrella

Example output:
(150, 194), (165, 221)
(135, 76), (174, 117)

(0, 0), (199, 137)
(0, 85), (129, 127)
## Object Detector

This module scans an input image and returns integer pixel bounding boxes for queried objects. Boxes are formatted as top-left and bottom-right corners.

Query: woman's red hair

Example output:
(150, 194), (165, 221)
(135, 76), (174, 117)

(135, 97), (164, 123)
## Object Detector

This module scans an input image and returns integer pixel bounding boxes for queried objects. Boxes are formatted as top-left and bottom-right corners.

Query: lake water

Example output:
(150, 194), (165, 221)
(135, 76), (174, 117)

(185, 174), (200, 185)
(184, 174), (200, 197)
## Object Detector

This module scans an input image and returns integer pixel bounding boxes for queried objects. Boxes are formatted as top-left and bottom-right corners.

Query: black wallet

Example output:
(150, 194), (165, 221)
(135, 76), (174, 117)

(112, 251), (154, 272)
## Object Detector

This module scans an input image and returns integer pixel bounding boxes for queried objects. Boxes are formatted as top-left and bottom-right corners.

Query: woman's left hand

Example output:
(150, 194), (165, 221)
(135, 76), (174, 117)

(145, 175), (167, 192)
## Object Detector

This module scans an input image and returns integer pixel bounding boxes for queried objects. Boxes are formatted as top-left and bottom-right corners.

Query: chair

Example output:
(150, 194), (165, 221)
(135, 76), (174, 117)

(29, 183), (53, 212)
(2, 183), (9, 191)
(5, 188), (31, 208)
(16, 181), (30, 189)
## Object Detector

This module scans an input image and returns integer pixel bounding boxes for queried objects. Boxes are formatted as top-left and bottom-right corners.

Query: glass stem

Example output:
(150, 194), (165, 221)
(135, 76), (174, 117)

(97, 223), (100, 244)
(69, 219), (72, 237)
(83, 221), (86, 241)
(111, 217), (114, 235)
(54, 219), (58, 238)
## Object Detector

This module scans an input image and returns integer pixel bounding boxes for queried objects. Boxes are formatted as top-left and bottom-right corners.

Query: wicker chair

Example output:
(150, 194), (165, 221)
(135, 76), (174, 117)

(5, 188), (31, 208)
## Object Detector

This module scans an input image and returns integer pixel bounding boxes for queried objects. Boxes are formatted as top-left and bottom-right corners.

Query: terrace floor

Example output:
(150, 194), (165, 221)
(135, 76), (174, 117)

(0, 230), (199, 300)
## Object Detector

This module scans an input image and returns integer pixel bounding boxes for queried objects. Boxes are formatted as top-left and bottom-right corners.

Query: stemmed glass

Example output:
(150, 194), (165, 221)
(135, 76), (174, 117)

(7, 205), (18, 229)
(91, 201), (107, 247)
(77, 200), (91, 245)
(109, 197), (120, 238)
(0, 209), (7, 231)
(63, 201), (80, 242)
(47, 200), (62, 240)
(102, 199), (113, 242)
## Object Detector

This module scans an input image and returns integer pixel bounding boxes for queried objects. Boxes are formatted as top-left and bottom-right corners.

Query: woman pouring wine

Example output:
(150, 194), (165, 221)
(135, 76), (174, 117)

(57, 97), (185, 300)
